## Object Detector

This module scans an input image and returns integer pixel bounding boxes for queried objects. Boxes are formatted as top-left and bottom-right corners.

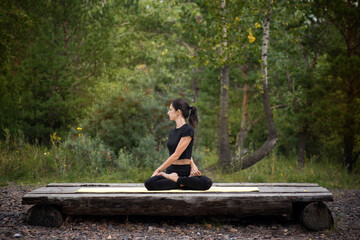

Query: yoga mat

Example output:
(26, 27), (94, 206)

(75, 186), (259, 193)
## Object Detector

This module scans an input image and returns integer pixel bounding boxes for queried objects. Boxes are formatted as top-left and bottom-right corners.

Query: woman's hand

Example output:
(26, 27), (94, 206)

(151, 168), (162, 177)
(189, 159), (201, 177)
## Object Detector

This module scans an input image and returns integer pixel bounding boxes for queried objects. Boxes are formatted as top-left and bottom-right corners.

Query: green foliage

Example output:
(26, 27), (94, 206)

(179, 0), (251, 67)
(0, 0), (118, 143)
(0, 129), (137, 184)
(0, 129), (57, 182)
(116, 134), (167, 170)
(0, 0), (359, 184)
(131, 134), (168, 169)
(61, 133), (116, 174)
(0, 127), (158, 184)
(194, 67), (219, 150)
(0, 0), (32, 65)
(84, 88), (169, 154)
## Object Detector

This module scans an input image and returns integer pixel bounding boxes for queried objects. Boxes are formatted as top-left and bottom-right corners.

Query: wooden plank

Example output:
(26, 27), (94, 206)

(259, 186), (329, 193)
(26, 186), (330, 195)
(47, 182), (320, 187)
(22, 192), (333, 205)
(27, 187), (81, 194)
(22, 193), (294, 216)
(47, 183), (144, 187)
(23, 192), (333, 199)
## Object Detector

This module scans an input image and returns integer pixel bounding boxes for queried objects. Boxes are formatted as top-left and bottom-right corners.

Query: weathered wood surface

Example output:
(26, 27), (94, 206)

(47, 182), (320, 187)
(27, 187), (330, 194)
(22, 182), (333, 217)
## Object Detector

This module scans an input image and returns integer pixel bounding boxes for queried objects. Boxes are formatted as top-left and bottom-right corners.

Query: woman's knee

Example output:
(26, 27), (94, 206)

(144, 177), (156, 190)
(201, 176), (212, 190)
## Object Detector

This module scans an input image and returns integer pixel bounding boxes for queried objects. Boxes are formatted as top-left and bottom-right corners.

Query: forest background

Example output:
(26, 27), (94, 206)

(0, 0), (359, 189)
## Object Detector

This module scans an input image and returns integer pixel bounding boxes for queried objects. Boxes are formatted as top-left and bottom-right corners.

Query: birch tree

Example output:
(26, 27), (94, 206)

(232, 0), (278, 169)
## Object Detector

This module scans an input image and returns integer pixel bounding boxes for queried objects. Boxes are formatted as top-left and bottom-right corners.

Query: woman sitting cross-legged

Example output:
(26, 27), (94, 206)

(144, 99), (212, 191)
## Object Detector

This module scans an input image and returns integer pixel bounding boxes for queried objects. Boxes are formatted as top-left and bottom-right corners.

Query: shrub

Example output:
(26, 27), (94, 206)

(61, 133), (117, 175)
(117, 134), (167, 170)
(81, 79), (172, 156)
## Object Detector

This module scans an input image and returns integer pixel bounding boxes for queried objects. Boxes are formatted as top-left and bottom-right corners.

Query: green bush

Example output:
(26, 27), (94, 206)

(116, 134), (167, 169)
(83, 84), (171, 156)
(60, 132), (117, 175)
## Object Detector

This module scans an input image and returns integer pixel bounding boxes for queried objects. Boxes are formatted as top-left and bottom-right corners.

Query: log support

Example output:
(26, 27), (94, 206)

(293, 201), (334, 231)
(25, 205), (63, 227)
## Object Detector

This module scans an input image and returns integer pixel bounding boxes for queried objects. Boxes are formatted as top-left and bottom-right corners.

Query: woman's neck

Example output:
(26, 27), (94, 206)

(175, 117), (186, 129)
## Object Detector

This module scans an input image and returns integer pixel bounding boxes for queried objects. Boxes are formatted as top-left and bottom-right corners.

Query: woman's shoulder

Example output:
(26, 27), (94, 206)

(181, 123), (194, 136)
(184, 123), (194, 130)
(177, 123), (193, 130)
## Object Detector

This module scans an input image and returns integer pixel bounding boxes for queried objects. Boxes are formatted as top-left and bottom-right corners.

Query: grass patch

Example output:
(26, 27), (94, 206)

(203, 153), (360, 189)
(0, 134), (153, 186)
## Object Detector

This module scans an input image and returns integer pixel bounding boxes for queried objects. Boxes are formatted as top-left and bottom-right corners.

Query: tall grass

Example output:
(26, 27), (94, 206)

(1, 131), (359, 189)
(202, 152), (360, 189)
(0, 130), (148, 185)
(0, 140), (152, 185)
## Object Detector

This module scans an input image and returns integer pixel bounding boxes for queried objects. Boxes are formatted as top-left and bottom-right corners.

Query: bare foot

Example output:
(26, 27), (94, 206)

(159, 172), (179, 182)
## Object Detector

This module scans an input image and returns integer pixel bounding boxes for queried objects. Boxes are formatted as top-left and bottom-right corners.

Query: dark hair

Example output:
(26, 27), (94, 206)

(171, 99), (198, 128)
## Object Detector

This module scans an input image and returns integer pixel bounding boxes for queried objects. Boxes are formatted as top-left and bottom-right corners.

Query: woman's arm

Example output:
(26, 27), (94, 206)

(151, 136), (192, 177)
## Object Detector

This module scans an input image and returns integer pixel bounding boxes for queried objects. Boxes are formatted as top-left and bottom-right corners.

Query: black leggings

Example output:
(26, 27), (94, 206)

(144, 164), (212, 190)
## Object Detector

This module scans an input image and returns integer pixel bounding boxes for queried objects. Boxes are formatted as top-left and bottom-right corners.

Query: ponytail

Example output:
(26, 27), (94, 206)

(171, 99), (199, 128)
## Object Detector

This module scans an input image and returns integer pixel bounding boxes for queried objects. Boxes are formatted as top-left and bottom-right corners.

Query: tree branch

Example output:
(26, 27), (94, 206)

(177, 41), (198, 56)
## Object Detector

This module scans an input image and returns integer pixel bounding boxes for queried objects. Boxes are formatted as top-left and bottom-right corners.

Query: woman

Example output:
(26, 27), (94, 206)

(144, 99), (212, 190)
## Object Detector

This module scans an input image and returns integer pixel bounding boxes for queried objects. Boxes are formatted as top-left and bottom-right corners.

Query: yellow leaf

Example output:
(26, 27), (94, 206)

(248, 31), (255, 43)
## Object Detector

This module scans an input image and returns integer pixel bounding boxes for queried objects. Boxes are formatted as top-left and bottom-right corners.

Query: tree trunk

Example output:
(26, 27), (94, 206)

(218, 0), (231, 167)
(342, 0), (359, 173)
(218, 65), (231, 166)
(192, 68), (200, 103)
(297, 133), (306, 168)
(232, 0), (277, 170)
(232, 84), (250, 162)
(343, 83), (357, 172)
(288, 72), (307, 168)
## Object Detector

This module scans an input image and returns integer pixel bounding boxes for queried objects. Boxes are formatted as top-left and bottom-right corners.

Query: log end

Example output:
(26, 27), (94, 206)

(300, 202), (334, 231)
(25, 205), (63, 227)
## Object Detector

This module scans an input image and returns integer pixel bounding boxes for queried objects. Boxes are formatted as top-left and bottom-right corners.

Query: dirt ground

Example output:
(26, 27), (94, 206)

(0, 184), (359, 240)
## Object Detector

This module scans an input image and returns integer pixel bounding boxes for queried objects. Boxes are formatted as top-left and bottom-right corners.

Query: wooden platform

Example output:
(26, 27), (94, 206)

(22, 183), (334, 230)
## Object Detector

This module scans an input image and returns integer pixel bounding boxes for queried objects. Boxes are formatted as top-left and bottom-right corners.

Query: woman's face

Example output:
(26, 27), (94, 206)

(167, 104), (178, 121)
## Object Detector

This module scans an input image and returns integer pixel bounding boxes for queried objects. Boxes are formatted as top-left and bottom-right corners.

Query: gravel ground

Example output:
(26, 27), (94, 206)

(0, 184), (359, 240)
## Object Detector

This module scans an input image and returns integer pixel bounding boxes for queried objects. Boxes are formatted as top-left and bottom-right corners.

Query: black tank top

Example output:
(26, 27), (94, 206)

(167, 123), (194, 160)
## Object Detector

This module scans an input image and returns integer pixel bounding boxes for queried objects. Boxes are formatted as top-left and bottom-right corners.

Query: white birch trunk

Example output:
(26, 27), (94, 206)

(232, 0), (278, 170)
